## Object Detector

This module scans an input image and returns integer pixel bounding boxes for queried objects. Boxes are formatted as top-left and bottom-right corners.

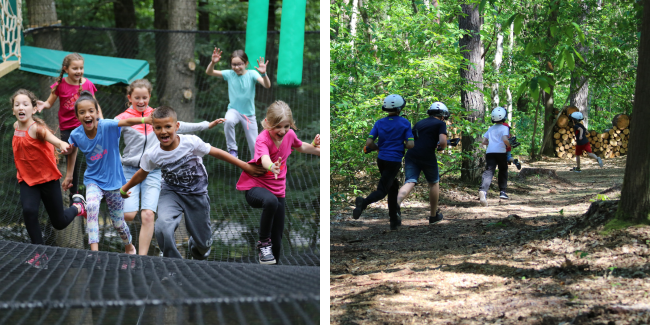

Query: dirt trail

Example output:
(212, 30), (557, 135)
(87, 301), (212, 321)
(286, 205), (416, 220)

(331, 156), (650, 324)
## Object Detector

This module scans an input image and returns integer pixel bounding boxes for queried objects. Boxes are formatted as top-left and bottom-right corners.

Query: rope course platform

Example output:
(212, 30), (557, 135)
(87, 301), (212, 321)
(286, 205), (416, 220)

(0, 240), (319, 324)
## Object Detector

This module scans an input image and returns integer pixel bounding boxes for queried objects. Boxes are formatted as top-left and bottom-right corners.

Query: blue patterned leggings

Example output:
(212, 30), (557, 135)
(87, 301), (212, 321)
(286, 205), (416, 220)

(86, 183), (132, 245)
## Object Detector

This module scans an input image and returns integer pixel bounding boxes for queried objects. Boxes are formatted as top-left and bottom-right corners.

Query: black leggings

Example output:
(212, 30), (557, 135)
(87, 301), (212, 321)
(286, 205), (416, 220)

(479, 153), (508, 192)
(60, 129), (80, 201)
(363, 158), (401, 219)
(20, 180), (79, 245)
(245, 187), (286, 260)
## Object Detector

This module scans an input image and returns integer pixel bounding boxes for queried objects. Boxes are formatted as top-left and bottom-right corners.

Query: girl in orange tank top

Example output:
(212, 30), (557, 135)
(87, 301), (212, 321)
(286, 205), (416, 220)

(11, 90), (88, 266)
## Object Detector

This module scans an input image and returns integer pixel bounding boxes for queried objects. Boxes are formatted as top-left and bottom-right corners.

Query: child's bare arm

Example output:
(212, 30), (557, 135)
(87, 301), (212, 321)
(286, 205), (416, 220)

(578, 127), (584, 140)
(61, 147), (78, 189)
(209, 147), (266, 176)
(36, 93), (58, 113)
(365, 138), (378, 151)
(482, 137), (489, 145)
(118, 116), (153, 127)
(502, 135), (511, 150)
(206, 48), (224, 77)
(405, 140), (414, 149)
(43, 128), (71, 154)
(438, 134), (448, 150)
(296, 142), (320, 156)
(120, 169), (150, 198)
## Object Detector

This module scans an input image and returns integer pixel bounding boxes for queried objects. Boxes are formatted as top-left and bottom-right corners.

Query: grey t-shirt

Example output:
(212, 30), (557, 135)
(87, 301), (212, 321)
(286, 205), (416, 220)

(140, 134), (211, 195)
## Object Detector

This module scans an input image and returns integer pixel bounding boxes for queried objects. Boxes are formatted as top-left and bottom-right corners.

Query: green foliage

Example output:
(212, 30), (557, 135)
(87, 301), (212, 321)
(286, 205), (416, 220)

(590, 194), (610, 202)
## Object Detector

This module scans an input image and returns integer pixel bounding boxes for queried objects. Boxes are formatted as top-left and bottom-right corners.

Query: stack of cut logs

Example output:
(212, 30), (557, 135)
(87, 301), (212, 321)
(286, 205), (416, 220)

(446, 121), (462, 148)
(553, 107), (630, 159)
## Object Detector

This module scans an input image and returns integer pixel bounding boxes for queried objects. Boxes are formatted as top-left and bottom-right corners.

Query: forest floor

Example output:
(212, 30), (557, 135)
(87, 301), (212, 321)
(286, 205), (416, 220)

(330, 156), (650, 324)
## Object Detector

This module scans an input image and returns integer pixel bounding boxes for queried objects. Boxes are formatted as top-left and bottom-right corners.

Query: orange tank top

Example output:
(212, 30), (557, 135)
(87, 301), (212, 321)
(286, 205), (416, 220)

(12, 123), (62, 186)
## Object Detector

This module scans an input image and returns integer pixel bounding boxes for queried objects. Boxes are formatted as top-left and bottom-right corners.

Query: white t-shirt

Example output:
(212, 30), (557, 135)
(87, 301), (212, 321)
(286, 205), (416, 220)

(140, 134), (212, 195)
(483, 124), (510, 154)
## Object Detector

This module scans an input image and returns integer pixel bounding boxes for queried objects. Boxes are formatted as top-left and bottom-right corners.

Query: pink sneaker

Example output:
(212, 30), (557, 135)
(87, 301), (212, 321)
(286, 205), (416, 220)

(72, 194), (87, 219)
(25, 252), (49, 269)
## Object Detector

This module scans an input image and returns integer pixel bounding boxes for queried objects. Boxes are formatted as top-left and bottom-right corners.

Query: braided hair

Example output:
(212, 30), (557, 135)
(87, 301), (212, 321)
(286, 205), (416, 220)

(51, 53), (84, 95)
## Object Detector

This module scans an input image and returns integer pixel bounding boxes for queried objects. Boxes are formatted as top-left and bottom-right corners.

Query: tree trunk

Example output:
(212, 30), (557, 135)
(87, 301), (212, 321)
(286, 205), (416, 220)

(113, 0), (138, 58)
(569, 0), (590, 129)
(459, 2), (485, 184)
(154, 0), (169, 103)
(161, 0), (196, 122)
(349, 0), (359, 47)
(27, 0), (85, 250)
(540, 4), (558, 156)
(616, 0), (650, 224)
(197, 0), (210, 92)
(492, 24), (503, 107)
(506, 21), (514, 123)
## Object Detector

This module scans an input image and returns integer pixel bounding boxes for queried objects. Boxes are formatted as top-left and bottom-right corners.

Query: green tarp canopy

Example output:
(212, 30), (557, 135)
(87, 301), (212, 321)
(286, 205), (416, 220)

(16, 46), (149, 86)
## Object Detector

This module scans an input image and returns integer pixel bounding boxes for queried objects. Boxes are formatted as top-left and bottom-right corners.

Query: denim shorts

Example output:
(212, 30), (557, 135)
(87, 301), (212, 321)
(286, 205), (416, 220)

(404, 156), (440, 184)
(122, 165), (162, 213)
(506, 151), (512, 161)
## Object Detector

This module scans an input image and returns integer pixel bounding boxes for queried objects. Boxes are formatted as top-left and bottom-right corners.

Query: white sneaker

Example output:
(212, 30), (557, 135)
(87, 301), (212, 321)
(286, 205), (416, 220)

(479, 191), (488, 207)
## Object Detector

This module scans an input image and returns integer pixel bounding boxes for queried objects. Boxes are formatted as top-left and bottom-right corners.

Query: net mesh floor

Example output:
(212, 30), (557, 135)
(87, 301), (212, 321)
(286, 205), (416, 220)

(0, 240), (319, 324)
(0, 27), (319, 266)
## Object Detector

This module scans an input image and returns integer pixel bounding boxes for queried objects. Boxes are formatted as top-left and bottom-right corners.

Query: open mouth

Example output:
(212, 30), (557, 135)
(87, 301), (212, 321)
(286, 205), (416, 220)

(160, 135), (171, 143)
(18, 112), (25, 118)
(84, 119), (93, 127)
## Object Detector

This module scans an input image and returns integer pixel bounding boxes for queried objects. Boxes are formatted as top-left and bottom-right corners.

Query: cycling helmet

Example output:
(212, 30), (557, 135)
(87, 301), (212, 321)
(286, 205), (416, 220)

(382, 94), (406, 112)
(491, 107), (507, 123)
(428, 102), (450, 119)
(570, 112), (584, 121)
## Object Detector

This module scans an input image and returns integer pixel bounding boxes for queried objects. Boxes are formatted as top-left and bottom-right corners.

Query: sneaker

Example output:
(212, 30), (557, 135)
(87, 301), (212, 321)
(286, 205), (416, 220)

(352, 197), (365, 219)
(499, 191), (509, 199)
(228, 149), (238, 159)
(570, 167), (582, 173)
(514, 159), (522, 170)
(25, 252), (48, 269)
(597, 157), (603, 168)
(257, 240), (276, 265)
(429, 211), (443, 224)
(389, 212), (402, 231)
(479, 191), (488, 207)
(72, 194), (87, 219)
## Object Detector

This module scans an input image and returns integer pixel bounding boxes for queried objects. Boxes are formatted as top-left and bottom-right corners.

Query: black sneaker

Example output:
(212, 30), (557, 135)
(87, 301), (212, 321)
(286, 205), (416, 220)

(570, 167), (582, 173)
(429, 211), (443, 224)
(352, 197), (365, 219)
(499, 191), (509, 199)
(514, 159), (522, 170)
(257, 240), (276, 265)
(389, 212), (402, 231)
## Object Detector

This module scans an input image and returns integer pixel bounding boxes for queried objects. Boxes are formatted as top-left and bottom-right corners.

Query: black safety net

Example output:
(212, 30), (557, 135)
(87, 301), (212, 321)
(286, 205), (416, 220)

(0, 27), (319, 266)
(0, 240), (319, 324)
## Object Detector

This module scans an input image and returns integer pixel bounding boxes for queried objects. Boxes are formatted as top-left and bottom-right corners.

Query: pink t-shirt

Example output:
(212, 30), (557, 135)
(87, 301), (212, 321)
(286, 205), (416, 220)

(51, 78), (98, 131)
(236, 129), (302, 197)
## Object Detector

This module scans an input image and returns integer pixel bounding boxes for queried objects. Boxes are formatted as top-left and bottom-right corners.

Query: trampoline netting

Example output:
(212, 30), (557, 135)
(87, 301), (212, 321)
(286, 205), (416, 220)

(0, 27), (320, 266)
(0, 240), (319, 324)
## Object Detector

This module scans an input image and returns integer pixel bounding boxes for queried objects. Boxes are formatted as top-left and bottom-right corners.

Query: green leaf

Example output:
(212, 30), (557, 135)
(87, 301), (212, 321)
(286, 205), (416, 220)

(572, 46), (586, 64)
(537, 76), (551, 94)
(572, 22), (586, 43)
(557, 49), (566, 70)
(525, 42), (534, 56)
(516, 79), (528, 98)
(514, 14), (524, 35)
(564, 50), (575, 70)
(529, 77), (539, 101)
(550, 25), (558, 38)
(479, 0), (488, 14)
(505, 13), (518, 28)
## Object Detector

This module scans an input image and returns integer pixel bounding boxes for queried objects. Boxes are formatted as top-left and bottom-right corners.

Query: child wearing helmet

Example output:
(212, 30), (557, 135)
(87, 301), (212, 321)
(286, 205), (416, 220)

(569, 111), (603, 172)
(478, 107), (511, 207)
(353, 94), (414, 230)
(396, 102), (449, 226)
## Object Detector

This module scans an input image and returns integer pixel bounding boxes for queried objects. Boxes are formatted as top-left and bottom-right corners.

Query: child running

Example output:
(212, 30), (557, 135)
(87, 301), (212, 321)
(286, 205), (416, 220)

(478, 107), (511, 207)
(236, 100), (320, 264)
(115, 79), (226, 256)
(205, 48), (271, 159)
(569, 112), (603, 172)
(352, 94), (414, 231)
(36, 53), (104, 204)
(11, 89), (87, 266)
(396, 102), (448, 226)
(63, 91), (146, 254)
(120, 106), (266, 259)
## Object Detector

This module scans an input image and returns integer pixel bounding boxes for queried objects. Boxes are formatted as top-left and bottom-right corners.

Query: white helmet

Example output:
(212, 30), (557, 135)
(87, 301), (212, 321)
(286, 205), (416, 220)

(382, 94), (406, 112)
(491, 107), (507, 123)
(570, 112), (584, 121)
(428, 102), (449, 119)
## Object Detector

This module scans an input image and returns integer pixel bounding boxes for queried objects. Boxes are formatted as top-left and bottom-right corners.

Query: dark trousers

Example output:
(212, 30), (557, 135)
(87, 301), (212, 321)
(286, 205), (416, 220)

(479, 153), (508, 192)
(245, 187), (286, 260)
(363, 158), (401, 219)
(60, 130), (80, 201)
(20, 180), (79, 245)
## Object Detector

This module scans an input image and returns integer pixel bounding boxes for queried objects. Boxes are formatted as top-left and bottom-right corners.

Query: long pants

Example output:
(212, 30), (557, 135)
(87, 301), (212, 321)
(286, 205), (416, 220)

(20, 180), (79, 245)
(224, 109), (258, 160)
(60, 129), (80, 201)
(363, 158), (402, 219)
(155, 189), (212, 259)
(86, 183), (132, 245)
(479, 153), (508, 192)
(245, 187), (286, 260)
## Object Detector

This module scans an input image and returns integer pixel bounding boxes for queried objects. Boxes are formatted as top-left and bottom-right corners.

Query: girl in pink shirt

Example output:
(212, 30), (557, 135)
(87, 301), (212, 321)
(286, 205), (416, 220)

(236, 101), (320, 265)
(35, 53), (104, 204)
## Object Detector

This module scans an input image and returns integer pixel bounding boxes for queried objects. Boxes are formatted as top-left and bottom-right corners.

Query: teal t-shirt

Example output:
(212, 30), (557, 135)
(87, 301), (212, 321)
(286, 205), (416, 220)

(222, 69), (261, 116)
